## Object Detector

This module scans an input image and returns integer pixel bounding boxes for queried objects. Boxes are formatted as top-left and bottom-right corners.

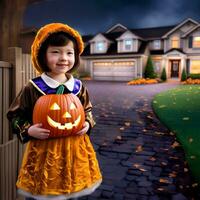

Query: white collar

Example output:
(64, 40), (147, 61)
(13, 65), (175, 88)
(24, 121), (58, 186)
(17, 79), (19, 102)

(41, 73), (74, 91)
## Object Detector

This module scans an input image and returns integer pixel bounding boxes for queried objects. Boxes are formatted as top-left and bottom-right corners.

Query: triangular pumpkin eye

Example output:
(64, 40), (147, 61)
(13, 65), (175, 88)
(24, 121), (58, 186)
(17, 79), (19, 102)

(50, 103), (60, 110)
(70, 103), (76, 110)
(63, 111), (71, 118)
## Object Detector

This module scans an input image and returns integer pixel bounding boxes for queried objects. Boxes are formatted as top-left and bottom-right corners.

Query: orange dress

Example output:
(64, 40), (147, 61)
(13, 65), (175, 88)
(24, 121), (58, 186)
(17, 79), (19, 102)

(7, 75), (102, 199)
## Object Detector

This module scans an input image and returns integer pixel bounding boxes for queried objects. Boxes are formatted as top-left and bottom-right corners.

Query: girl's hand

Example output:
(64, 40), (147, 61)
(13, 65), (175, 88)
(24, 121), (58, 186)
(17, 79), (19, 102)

(76, 121), (90, 136)
(28, 123), (50, 139)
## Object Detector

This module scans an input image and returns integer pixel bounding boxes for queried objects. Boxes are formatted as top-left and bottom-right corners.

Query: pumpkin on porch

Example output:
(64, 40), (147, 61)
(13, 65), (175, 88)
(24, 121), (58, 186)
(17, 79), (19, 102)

(32, 85), (85, 138)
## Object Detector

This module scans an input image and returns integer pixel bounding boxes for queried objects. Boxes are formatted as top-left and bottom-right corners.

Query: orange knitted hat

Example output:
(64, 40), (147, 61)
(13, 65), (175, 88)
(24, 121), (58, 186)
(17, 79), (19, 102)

(31, 23), (84, 74)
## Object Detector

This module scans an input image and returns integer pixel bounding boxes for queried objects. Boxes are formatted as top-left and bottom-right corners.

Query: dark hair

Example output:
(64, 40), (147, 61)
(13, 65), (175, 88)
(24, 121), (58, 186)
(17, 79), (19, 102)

(37, 32), (80, 72)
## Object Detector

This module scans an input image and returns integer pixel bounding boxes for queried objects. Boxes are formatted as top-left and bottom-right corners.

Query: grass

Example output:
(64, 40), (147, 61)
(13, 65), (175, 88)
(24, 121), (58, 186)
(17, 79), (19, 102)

(152, 85), (200, 183)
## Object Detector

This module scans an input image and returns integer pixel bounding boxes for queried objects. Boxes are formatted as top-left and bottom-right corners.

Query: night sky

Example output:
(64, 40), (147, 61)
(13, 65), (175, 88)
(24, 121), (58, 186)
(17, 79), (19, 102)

(23, 0), (200, 35)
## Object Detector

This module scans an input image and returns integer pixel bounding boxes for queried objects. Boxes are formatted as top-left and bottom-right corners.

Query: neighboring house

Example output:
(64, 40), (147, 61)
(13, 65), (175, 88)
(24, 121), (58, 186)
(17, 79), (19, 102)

(20, 18), (200, 81)
(82, 18), (200, 81)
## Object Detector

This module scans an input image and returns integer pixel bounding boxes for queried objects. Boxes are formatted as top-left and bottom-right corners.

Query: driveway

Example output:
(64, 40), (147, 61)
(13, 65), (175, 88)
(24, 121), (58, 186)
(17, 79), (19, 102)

(80, 80), (199, 200)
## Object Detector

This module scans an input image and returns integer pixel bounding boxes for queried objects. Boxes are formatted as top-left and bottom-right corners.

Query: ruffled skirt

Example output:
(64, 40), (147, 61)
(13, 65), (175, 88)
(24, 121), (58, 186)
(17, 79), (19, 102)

(16, 134), (102, 200)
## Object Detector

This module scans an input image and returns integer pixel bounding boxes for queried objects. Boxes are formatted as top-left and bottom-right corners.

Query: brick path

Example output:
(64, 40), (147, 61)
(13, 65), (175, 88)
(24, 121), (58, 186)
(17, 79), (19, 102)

(80, 81), (199, 200)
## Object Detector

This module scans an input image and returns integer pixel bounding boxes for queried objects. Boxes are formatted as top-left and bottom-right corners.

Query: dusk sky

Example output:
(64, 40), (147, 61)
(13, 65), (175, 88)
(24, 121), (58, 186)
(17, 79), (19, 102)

(23, 0), (200, 35)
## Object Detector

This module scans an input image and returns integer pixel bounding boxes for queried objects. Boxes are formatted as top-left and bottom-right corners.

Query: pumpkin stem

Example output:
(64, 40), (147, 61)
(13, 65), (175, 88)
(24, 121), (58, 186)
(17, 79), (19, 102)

(56, 85), (65, 94)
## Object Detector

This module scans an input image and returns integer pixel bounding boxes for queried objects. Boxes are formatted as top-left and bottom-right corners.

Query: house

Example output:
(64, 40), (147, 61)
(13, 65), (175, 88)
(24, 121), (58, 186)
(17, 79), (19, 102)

(20, 18), (200, 81)
(81, 18), (200, 81)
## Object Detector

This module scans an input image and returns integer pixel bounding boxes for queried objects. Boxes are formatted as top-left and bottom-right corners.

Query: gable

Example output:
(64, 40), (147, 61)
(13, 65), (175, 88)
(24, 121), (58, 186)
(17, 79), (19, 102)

(117, 30), (140, 40)
(162, 18), (199, 38)
(89, 33), (111, 43)
(106, 23), (127, 33)
(191, 27), (200, 36)
(170, 21), (198, 36)
(179, 21), (197, 33)
(182, 24), (200, 37)
(165, 49), (185, 56)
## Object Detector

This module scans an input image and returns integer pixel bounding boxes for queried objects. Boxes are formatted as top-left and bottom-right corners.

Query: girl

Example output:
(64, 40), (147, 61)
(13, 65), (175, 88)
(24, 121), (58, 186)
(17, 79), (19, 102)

(7, 23), (102, 200)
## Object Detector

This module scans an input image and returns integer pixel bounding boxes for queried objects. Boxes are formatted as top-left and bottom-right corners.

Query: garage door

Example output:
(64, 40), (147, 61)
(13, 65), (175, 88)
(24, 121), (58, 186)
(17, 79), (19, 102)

(93, 61), (136, 81)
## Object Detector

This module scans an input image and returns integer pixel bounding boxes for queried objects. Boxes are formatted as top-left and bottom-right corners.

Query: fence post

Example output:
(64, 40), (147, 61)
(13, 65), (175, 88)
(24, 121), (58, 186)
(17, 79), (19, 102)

(7, 47), (24, 200)
(7, 47), (22, 96)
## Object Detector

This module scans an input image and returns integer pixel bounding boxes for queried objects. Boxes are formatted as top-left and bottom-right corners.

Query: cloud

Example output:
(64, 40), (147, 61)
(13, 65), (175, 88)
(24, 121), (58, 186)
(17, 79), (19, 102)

(23, 0), (200, 34)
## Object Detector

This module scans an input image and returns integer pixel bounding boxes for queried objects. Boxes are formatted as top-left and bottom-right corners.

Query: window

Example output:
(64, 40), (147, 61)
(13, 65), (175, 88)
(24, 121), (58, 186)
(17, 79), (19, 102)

(153, 40), (161, 49)
(190, 60), (200, 74)
(154, 61), (161, 73)
(171, 36), (180, 48)
(94, 61), (134, 67)
(124, 39), (132, 51)
(96, 41), (104, 52)
(193, 36), (200, 48)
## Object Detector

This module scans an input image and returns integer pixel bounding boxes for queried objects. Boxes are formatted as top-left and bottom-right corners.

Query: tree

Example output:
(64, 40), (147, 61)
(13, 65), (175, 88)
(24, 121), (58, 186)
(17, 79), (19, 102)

(0, 0), (43, 60)
(160, 67), (167, 81)
(181, 67), (187, 82)
(144, 56), (156, 79)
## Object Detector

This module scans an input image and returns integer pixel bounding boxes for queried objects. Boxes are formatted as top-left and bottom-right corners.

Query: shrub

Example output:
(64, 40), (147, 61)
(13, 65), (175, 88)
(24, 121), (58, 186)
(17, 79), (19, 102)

(182, 78), (200, 84)
(144, 56), (157, 79)
(127, 78), (158, 85)
(160, 67), (167, 81)
(189, 74), (200, 79)
(181, 68), (187, 81)
(79, 72), (91, 78)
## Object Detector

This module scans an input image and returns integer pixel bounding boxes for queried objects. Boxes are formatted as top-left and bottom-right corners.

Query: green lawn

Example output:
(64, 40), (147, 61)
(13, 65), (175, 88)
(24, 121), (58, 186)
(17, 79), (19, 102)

(152, 85), (200, 183)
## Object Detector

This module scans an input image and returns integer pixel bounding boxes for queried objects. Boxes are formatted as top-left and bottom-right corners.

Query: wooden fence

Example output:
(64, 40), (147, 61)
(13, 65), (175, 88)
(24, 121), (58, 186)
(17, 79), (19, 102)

(0, 47), (36, 200)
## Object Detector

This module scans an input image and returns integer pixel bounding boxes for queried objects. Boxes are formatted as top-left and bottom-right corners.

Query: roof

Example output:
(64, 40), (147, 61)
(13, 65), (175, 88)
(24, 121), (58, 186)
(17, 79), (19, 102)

(82, 35), (93, 44)
(165, 48), (186, 54)
(150, 50), (164, 55)
(102, 32), (124, 41)
(82, 25), (176, 43)
(81, 25), (175, 57)
(106, 23), (127, 33)
(130, 26), (176, 39)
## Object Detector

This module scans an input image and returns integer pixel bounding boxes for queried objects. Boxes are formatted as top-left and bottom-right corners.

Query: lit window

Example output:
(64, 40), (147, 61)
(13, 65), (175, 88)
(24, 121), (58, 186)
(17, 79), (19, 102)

(124, 39), (132, 51)
(153, 40), (161, 49)
(154, 61), (161, 73)
(193, 37), (200, 48)
(190, 60), (200, 74)
(171, 36), (180, 48)
(96, 42), (104, 52)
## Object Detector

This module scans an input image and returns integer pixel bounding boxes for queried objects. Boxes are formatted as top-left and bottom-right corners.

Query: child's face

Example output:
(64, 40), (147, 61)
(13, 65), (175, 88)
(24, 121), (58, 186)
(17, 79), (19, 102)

(46, 41), (75, 75)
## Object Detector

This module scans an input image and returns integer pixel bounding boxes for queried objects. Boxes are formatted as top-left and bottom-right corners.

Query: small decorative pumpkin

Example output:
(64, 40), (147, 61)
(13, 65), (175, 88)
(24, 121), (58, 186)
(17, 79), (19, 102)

(32, 85), (85, 138)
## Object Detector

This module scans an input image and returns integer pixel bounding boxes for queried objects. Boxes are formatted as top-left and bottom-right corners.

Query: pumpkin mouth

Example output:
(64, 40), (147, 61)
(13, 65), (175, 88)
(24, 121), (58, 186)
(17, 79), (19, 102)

(47, 115), (81, 130)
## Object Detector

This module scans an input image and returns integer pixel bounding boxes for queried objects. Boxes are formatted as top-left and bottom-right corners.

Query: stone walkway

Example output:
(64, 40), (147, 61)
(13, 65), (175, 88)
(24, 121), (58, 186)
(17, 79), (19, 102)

(80, 80), (199, 200)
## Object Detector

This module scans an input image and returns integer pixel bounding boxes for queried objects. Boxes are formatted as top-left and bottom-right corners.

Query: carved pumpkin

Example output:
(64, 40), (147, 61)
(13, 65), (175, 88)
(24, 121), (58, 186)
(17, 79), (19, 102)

(32, 86), (85, 138)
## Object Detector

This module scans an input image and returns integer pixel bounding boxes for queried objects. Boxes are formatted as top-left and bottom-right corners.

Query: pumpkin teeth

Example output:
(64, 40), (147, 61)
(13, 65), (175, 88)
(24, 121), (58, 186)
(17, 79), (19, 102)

(47, 115), (81, 130)
(47, 116), (60, 128)
(58, 123), (73, 130)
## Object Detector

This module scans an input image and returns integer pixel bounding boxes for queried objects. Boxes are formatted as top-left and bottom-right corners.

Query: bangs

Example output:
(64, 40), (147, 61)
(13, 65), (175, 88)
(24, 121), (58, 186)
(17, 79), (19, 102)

(45, 32), (75, 46)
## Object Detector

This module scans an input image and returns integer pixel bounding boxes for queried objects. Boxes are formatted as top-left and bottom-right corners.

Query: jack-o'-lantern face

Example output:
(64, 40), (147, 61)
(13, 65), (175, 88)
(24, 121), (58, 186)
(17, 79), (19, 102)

(47, 102), (81, 130)
(33, 93), (85, 138)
